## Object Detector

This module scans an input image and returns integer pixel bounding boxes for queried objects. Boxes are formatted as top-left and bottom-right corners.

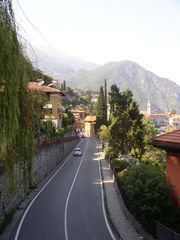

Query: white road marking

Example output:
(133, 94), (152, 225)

(64, 139), (88, 240)
(14, 140), (82, 240)
(96, 141), (117, 240)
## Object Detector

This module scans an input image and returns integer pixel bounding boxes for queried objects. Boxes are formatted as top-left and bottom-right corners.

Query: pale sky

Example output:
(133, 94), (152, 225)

(12, 0), (180, 85)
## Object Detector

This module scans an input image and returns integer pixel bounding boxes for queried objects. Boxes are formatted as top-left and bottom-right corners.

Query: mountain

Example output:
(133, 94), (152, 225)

(32, 48), (99, 79)
(31, 48), (180, 113)
(63, 60), (180, 113)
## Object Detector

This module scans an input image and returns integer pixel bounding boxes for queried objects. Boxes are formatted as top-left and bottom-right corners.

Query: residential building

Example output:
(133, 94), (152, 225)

(84, 115), (96, 137)
(169, 114), (180, 128)
(71, 108), (86, 131)
(153, 129), (180, 206)
(142, 112), (169, 128)
(28, 82), (65, 128)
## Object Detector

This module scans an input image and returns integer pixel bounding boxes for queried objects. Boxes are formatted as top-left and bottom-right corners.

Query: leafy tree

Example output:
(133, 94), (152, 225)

(28, 90), (47, 139)
(40, 120), (56, 138)
(142, 118), (165, 164)
(83, 90), (92, 101)
(97, 125), (110, 143)
(96, 86), (107, 130)
(108, 85), (144, 158)
(86, 101), (97, 115)
(61, 86), (90, 108)
(32, 69), (53, 86)
(61, 108), (75, 128)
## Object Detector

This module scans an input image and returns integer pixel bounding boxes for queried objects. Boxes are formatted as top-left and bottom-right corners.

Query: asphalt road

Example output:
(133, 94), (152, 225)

(11, 137), (115, 240)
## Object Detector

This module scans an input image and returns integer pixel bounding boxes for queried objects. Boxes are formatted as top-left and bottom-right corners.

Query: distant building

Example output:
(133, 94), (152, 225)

(147, 100), (151, 115)
(28, 82), (65, 128)
(84, 115), (96, 137)
(91, 93), (99, 103)
(71, 108), (86, 120)
(169, 114), (180, 128)
(71, 108), (86, 131)
(142, 111), (169, 128)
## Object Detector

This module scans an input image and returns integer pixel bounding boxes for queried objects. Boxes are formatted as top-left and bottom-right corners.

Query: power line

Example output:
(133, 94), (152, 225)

(15, 0), (57, 53)
(14, 0), (64, 78)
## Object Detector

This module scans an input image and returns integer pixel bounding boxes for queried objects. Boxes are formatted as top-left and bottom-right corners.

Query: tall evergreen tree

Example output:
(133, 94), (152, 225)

(108, 85), (144, 158)
(96, 86), (107, 130)
(109, 84), (121, 114)
(104, 78), (107, 122)
(61, 80), (66, 92)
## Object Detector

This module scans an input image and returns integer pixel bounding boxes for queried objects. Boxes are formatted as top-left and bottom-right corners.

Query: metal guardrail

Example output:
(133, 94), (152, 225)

(156, 222), (180, 240)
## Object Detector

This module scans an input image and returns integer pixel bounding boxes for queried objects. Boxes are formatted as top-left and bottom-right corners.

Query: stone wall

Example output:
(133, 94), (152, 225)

(0, 136), (79, 225)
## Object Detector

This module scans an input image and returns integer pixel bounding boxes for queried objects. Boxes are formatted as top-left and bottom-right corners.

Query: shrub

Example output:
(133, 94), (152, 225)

(111, 158), (129, 172)
(104, 146), (117, 161)
(117, 163), (180, 234)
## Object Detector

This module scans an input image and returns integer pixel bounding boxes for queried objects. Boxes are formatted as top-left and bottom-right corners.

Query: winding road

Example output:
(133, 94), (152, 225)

(11, 137), (116, 240)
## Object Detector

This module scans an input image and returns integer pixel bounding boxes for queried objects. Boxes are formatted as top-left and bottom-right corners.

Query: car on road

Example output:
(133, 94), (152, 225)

(73, 147), (82, 156)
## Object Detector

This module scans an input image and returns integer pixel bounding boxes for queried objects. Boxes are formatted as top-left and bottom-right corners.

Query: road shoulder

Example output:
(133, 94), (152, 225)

(98, 145), (143, 240)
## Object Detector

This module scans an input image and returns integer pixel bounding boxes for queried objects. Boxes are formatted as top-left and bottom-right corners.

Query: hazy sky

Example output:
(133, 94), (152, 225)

(12, 0), (180, 85)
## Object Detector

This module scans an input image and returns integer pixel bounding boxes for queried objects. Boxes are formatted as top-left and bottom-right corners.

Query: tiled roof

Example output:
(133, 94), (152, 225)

(84, 115), (96, 122)
(28, 82), (65, 96)
(153, 129), (180, 152)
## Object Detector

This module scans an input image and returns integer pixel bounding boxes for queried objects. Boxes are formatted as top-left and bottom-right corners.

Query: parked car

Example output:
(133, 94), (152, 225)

(73, 147), (82, 156)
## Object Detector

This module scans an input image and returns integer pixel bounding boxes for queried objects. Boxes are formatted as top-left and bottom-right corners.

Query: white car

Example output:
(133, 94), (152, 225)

(73, 147), (82, 156)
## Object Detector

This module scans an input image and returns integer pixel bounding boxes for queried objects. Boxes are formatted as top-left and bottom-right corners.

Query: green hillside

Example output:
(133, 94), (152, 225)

(65, 60), (180, 113)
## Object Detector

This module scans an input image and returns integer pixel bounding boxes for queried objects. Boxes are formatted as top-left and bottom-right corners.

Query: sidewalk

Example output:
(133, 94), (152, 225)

(98, 146), (144, 240)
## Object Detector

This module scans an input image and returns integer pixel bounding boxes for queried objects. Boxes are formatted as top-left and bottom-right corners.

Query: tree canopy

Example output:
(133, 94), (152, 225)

(108, 84), (144, 158)
(96, 86), (107, 130)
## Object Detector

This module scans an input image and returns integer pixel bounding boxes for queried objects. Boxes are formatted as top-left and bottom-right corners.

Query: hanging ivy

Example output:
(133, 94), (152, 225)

(0, 0), (36, 194)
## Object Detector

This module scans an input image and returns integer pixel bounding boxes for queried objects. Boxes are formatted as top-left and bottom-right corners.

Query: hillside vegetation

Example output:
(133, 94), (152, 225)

(65, 61), (180, 113)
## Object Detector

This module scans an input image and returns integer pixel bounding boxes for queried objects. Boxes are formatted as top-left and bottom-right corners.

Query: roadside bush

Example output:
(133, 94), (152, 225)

(117, 163), (180, 234)
(118, 154), (139, 166)
(112, 158), (128, 169)
(104, 146), (117, 161)
(57, 126), (73, 137)
(40, 121), (56, 138)
(111, 158), (128, 173)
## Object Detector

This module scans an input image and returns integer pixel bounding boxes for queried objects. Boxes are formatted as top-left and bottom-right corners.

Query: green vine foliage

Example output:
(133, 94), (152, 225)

(0, 1), (36, 195)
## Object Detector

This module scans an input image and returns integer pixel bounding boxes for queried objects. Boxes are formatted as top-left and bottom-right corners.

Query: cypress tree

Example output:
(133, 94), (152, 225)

(96, 86), (107, 130)
(104, 78), (107, 122)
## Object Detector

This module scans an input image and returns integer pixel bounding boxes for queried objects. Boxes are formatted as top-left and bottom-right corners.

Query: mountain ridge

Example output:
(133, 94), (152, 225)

(63, 60), (180, 113)
(32, 48), (99, 78)
(32, 48), (180, 113)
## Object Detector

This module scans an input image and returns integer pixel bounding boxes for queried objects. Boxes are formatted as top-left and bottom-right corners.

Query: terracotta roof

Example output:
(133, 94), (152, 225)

(28, 82), (65, 96)
(153, 129), (180, 152)
(84, 115), (96, 122)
